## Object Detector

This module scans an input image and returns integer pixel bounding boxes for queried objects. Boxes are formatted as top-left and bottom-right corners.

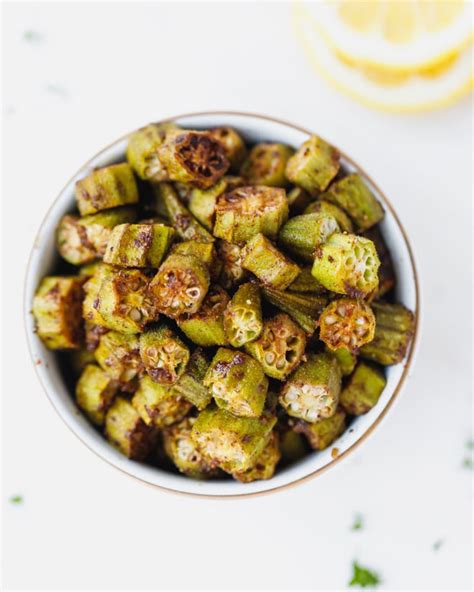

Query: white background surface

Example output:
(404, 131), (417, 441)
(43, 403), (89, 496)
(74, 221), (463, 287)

(2, 2), (473, 590)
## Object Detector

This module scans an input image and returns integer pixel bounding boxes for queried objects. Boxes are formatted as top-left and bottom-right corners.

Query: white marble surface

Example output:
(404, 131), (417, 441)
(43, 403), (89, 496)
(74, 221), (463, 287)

(3, 2), (472, 590)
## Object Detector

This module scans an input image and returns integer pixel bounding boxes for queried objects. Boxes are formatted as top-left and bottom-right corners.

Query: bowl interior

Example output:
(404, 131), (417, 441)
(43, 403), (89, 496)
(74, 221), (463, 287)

(25, 113), (419, 497)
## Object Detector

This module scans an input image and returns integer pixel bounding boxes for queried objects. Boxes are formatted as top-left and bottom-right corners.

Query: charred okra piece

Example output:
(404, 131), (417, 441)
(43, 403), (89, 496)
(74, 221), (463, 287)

(75, 163), (139, 216)
(187, 176), (244, 231)
(209, 127), (247, 171)
(321, 173), (384, 232)
(261, 285), (326, 334)
(105, 396), (154, 460)
(279, 427), (307, 463)
(241, 233), (300, 290)
(95, 331), (141, 383)
(304, 199), (354, 233)
(240, 143), (294, 187)
(204, 348), (268, 418)
(178, 285), (229, 346)
(319, 298), (375, 353)
(126, 122), (179, 181)
(33, 276), (84, 349)
(289, 267), (327, 294)
(363, 226), (396, 299)
(340, 362), (386, 415)
(149, 252), (210, 318)
(75, 364), (118, 425)
(214, 186), (288, 243)
(312, 233), (380, 298)
(223, 282), (263, 347)
(172, 348), (212, 410)
(85, 321), (109, 352)
(245, 314), (306, 380)
(232, 432), (281, 483)
(216, 240), (247, 289)
(140, 325), (190, 385)
(171, 240), (220, 279)
(103, 223), (175, 268)
(191, 407), (277, 473)
(157, 129), (229, 189)
(293, 407), (346, 450)
(285, 135), (340, 196)
(163, 417), (218, 479)
(360, 301), (415, 365)
(279, 353), (341, 423)
(279, 213), (339, 262)
(132, 375), (192, 428)
(329, 346), (357, 376)
(287, 187), (312, 214)
(82, 264), (111, 325)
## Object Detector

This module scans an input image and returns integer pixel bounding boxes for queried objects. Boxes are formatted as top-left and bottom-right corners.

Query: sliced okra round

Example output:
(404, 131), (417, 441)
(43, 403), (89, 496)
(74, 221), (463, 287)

(172, 348), (212, 410)
(94, 331), (142, 383)
(178, 285), (230, 347)
(319, 298), (376, 353)
(240, 143), (294, 187)
(140, 325), (190, 385)
(105, 396), (155, 460)
(126, 122), (179, 181)
(340, 362), (387, 415)
(278, 213), (340, 262)
(232, 432), (281, 483)
(216, 240), (248, 289)
(209, 127), (247, 171)
(75, 364), (118, 426)
(292, 406), (346, 450)
(223, 282), (263, 348)
(132, 375), (192, 428)
(304, 199), (354, 233)
(187, 176), (244, 231)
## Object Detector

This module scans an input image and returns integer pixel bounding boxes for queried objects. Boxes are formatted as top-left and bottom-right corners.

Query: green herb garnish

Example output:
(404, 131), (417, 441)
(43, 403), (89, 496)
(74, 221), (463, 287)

(349, 561), (380, 588)
(351, 514), (364, 531)
(9, 495), (23, 504)
(432, 539), (444, 552)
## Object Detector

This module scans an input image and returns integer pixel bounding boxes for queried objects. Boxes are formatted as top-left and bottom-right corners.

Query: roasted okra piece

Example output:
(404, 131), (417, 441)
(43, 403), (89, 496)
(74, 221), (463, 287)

(285, 135), (340, 196)
(105, 397), (154, 460)
(82, 264), (110, 325)
(232, 432), (281, 483)
(149, 252), (210, 318)
(33, 276), (84, 349)
(340, 362), (386, 415)
(245, 314), (306, 380)
(216, 240), (247, 289)
(140, 325), (190, 384)
(360, 301), (415, 365)
(240, 143), (294, 187)
(363, 226), (396, 299)
(85, 321), (109, 352)
(223, 282), (263, 348)
(293, 407), (346, 450)
(171, 240), (220, 280)
(204, 348), (268, 418)
(172, 348), (212, 410)
(278, 213), (339, 262)
(214, 186), (288, 243)
(261, 285), (326, 334)
(209, 127), (247, 171)
(157, 129), (230, 188)
(304, 199), (354, 233)
(132, 375), (192, 428)
(94, 331), (141, 382)
(187, 176), (244, 231)
(126, 122), (179, 181)
(163, 417), (218, 479)
(319, 298), (375, 352)
(242, 233), (300, 290)
(75, 163), (139, 216)
(75, 364), (118, 425)
(312, 233), (380, 298)
(321, 173), (384, 232)
(103, 223), (175, 268)
(178, 285), (229, 347)
(329, 346), (357, 376)
(289, 267), (327, 294)
(279, 353), (341, 423)
(191, 407), (277, 473)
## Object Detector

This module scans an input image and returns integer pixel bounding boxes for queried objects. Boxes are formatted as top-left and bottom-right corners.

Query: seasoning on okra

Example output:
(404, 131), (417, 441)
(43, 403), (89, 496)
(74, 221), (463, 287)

(187, 176), (244, 231)
(232, 432), (281, 483)
(340, 362), (386, 415)
(75, 364), (118, 425)
(132, 375), (192, 428)
(240, 143), (294, 187)
(84, 321), (109, 352)
(105, 397), (154, 460)
(319, 298), (375, 353)
(293, 407), (346, 450)
(209, 127), (247, 171)
(140, 325), (189, 384)
(261, 285), (326, 334)
(278, 213), (339, 262)
(94, 331), (142, 383)
(126, 122), (179, 181)
(223, 282), (263, 347)
(216, 240), (247, 288)
(172, 348), (212, 410)
(304, 199), (354, 233)
(178, 285), (230, 346)
(363, 225), (396, 299)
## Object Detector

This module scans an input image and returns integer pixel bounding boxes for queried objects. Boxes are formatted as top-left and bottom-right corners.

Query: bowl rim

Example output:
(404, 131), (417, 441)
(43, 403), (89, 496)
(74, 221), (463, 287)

(24, 110), (421, 499)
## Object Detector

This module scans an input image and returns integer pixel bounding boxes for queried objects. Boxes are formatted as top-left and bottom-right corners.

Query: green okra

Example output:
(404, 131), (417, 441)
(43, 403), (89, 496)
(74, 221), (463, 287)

(163, 417), (219, 479)
(340, 362), (386, 415)
(241, 233), (300, 290)
(329, 346), (357, 376)
(304, 199), (354, 233)
(140, 325), (190, 385)
(95, 331), (142, 383)
(279, 353), (341, 423)
(240, 143), (294, 187)
(360, 301), (415, 365)
(149, 252), (210, 319)
(363, 225), (396, 299)
(177, 285), (230, 347)
(172, 348), (212, 410)
(293, 407), (346, 450)
(287, 187), (312, 213)
(187, 176), (244, 231)
(213, 186), (289, 243)
(319, 298), (376, 353)
(279, 427), (307, 463)
(278, 213), (340, 262)
(204, 348), (268, 418)
(171, 241), (220, 280)
(312, 232), (380, 298)
(209, 127), (247, 171)
(260, 285), (327, 334)
(232, 432), (281, 483)
(33, 276), (84, 349)
(75, 163), (139, 216)
(285, 135), (340, 196)
(321, 173), (384, 232)
(132, 375), (192, 428)
(82, 264), (111, 325)
(157, 129), (230, 188)
(79, 261), (103, 278)
(191, 406), (277, 473)
(103, 223), (175, 268)
(105, 396), (155, 460)
(245, 314), (307, 380)
(288, 267), (327, 294)
(223, 282), (263, 348)
(216, 240), (247, 289)
(126, 122), (179, 181)
(75, 364), (118, 426)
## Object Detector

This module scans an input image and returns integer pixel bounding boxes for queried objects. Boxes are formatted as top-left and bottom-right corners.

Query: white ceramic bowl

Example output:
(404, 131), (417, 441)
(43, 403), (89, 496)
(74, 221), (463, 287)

(25, 112), (420, 498)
